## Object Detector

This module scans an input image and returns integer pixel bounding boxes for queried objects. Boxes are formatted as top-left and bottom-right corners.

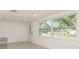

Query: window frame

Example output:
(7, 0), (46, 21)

(39, 13), (76, 38)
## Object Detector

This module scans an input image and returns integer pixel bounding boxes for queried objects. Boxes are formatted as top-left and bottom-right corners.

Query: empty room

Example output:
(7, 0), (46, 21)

(0, 10), (78, 49)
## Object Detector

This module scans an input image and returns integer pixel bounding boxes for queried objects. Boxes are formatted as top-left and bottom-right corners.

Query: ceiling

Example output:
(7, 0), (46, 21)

(0, 10), (66, 22)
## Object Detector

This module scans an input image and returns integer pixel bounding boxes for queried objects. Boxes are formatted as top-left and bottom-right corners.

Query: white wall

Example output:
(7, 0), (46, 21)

(31, 11), (79, 49)
(0, 20), (29, 43)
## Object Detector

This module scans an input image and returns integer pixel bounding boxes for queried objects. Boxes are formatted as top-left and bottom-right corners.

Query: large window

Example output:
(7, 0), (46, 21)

(39, 14), (76, 37)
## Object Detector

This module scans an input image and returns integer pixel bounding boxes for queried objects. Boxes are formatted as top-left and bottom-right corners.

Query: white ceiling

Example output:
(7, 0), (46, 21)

(0, 10), (65, 22)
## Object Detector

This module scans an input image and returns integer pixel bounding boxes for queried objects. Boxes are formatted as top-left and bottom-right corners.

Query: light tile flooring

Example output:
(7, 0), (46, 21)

(0, 41), (47, 49)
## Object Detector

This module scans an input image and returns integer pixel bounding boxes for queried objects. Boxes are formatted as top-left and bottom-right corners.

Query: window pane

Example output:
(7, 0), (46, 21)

(39, 20), (52, 37)
(52, 14), (76, 37)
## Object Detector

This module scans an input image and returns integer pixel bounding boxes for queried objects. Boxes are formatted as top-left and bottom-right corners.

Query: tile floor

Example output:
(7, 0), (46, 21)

(0, 41), (47, 49)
